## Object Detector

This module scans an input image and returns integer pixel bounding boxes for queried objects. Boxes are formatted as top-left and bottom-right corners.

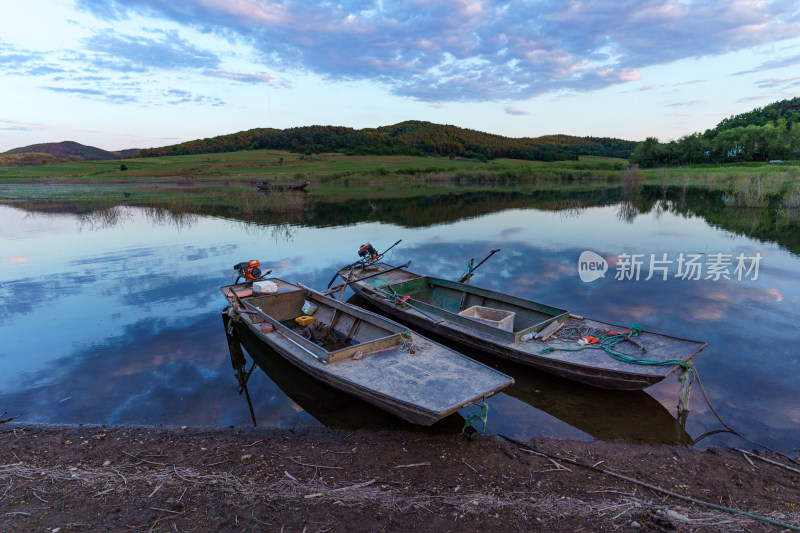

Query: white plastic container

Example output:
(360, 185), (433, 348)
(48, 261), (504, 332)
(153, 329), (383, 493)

(458, 305), (515, 332)
(253, 280), (278, 294)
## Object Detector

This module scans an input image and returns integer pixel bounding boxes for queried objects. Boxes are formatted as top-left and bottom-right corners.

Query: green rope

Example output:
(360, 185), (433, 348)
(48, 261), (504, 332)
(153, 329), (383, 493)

(460, 260), (476, 281)
(370, 279), (410, 307)
(462, 401), (489, 440)
(540, 323), (692, 372)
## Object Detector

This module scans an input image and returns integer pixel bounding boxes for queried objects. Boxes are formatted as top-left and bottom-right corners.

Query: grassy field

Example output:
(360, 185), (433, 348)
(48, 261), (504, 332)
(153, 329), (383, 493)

(1, 149), (798, 210)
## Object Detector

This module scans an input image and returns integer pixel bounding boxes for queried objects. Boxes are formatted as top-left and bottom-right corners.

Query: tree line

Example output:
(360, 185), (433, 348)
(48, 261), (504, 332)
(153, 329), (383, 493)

(138, 121), (637, 162)
(631, 97), (800, 167)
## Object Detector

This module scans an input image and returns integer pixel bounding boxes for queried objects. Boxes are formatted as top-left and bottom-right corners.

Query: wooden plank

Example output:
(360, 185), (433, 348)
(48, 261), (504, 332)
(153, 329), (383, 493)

(537, 320), (565, 341)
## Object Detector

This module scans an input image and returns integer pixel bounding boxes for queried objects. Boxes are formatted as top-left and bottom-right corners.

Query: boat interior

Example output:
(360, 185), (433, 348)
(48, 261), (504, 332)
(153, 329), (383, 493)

(226, 279), (406, 363)
(375, 276), (569, 342)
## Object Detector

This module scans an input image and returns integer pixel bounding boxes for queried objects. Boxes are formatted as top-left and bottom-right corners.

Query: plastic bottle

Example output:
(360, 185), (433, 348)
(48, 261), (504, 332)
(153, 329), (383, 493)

(519, 332), (534, 342)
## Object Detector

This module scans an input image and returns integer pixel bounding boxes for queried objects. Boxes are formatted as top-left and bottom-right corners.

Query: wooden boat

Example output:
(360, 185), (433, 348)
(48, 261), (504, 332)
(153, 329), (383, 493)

(223, 311), (464, 432)
(257, 180), (309, 191)
(221, 278), (514, 425)
(337, 264), (707, 391)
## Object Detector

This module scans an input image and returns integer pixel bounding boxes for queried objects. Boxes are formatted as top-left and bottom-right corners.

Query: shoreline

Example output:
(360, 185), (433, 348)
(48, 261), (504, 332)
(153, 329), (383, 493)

(2, 423), (798, 532)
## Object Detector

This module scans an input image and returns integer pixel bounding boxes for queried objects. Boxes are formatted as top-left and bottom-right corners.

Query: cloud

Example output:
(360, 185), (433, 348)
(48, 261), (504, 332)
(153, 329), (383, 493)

(23, 65), (68, 76)
(733, 52), (800, 75)
(665, 100), (705, 107)
(83, 31), (220, 72)
(164, 89), (225, 106)
(755, 77), (800, 88)
(41, 86), (105, 96)
(72, 1), (800, 102)
(0, 41), (61, 76)
(504, 106), (529, 116)
(41, 85), (138, 104)
(737, 95), (770, 103)
(204, 69), (287, 87)
(0, 120), (44, 132)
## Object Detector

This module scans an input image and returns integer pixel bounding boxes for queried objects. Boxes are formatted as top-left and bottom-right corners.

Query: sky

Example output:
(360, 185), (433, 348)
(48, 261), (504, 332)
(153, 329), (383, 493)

(1, 0), (800, 153)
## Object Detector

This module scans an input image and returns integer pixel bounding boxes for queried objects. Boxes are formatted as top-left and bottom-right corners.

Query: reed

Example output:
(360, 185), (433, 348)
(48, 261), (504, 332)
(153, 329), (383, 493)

(724, 176), (768, 207)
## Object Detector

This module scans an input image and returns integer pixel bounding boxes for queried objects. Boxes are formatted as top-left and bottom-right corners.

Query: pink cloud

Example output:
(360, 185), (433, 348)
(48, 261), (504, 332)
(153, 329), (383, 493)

(504, 106), (529, 116)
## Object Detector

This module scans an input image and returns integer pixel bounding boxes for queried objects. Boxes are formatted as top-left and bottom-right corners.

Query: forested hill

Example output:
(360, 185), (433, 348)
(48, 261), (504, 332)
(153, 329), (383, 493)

(137, 121), (637, 162)
(705, 97), (800, 138)
(630, 96), (800, 166)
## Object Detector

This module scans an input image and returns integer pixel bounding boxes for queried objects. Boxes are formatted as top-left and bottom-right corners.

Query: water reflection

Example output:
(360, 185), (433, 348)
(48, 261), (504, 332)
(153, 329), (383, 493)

(4, 184), (799, 254)
(1, 188), (799, 452)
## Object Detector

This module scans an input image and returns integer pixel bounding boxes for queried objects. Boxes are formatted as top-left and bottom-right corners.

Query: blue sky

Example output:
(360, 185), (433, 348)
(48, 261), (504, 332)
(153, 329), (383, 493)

(1, 0), (799, 152)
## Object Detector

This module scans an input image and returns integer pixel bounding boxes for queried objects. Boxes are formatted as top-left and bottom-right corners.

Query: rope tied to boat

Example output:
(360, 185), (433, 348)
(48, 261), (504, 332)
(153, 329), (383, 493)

(459, 260), (476, 282)
(400, 332), (421, 355)
(461, 401), (489, 440)
(226, 305), (241, 336)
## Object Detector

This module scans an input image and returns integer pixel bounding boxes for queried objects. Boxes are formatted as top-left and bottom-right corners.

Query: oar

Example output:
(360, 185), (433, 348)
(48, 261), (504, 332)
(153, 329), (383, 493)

(372, 286), (446, 324)
(225, 316), (258, 427)
(239, 364), (258, 427)
(458, 249), (500, 283)
(375, 239), (402, 262)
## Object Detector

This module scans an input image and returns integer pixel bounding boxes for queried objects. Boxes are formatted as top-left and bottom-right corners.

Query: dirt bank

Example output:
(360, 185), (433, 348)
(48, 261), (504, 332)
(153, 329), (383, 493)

(1, 424), (798, 532)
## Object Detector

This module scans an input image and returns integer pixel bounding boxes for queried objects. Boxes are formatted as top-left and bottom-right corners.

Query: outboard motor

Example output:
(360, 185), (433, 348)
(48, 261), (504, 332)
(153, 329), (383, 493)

(358, 242), (378, 262)
(234, 260), (262, 283)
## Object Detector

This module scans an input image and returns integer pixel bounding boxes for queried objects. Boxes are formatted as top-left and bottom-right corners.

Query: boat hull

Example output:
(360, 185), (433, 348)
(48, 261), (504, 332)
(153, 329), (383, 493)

(341, 265), (707, 391)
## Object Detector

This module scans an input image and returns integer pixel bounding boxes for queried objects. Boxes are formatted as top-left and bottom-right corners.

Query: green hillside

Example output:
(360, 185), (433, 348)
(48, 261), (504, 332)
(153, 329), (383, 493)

(138, 121), (638, 162)
(3, 141), (118, 161)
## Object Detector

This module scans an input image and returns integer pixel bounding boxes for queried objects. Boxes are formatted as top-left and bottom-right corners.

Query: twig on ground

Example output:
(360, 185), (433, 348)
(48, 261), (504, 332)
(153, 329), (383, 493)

(111, 468), (127, 484)
(393, 462), (431, 469)
(289, 457), (343, 470)
(121, 451), (166, 466)
(461, 460), (479, 474)
(151, 507), (183, 515)
(736, 448), (800, 475)
(148, 483), (163, 498)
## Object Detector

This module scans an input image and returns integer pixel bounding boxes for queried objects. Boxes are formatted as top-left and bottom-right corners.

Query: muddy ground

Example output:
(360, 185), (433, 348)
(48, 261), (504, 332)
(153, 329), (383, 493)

(1, 424), (798, 532)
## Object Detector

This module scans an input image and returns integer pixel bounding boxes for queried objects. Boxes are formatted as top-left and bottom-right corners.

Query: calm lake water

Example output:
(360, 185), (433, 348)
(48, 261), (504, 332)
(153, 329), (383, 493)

(1, 189), (798, 452)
